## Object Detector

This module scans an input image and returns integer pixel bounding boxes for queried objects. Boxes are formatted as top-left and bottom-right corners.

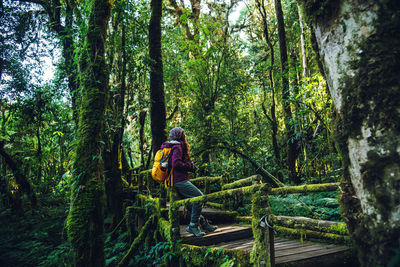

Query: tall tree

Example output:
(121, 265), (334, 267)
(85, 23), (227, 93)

(297, 3), (307, 80)
(66, 0), (112, 265)
(149, 0), (167, 154)
(256, 0), (280, 166)
(103, 0), (128, 229)
(274, 0), (300, 184)
(299, 0), (400, 265)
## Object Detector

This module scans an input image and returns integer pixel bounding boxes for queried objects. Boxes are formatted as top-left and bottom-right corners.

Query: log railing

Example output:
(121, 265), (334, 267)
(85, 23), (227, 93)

(124, 172), (345, 267)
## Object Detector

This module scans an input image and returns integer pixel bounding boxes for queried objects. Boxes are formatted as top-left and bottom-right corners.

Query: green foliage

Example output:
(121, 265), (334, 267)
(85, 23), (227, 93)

(0, 205), (70, 266)
(269, 191), (341, 221)
(104, 231), (130, 266)
(122, 241), (176, 267)
(388, 241), (400, 267)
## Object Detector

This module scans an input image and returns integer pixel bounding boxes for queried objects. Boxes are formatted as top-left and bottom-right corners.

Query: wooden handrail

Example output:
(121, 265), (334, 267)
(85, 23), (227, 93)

(222, 175), (262, 190)
(172, 183), (270, 208)
(270, 182), (339, 195)
(269, 215), (348, 235)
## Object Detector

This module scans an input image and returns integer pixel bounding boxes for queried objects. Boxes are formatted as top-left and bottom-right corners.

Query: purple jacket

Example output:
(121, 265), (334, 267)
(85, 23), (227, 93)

(160, 140), (194, 184)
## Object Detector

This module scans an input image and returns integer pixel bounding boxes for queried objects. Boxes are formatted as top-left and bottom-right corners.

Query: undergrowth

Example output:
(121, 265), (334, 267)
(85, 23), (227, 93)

(236, 191), (341, 221)
(0, 204), (177, 266)
(0, 205), (70, 267)
(269, 191), (341, 221)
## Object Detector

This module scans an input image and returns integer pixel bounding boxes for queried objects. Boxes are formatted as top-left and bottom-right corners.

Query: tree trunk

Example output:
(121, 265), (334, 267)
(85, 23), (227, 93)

(297, 3), (307, 80)
(104, 6), (127, 230)
(149, 0), (167, 155)
(63, 0), (80, 126)
(66, 0), (112, 265)
(274, 0), (299, 184)
(0, 141), (37, 208)
(36, 125), (42, 184)
(256, 0), (281, 166)
(139, 110), (147, 167)
(299, 0), (400, 265)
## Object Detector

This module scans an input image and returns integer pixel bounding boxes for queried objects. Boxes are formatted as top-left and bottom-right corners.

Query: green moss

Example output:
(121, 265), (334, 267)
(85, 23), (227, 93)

(172, 183), (270, 208)
(222, 175), (262, 191)
(67, 177), (106, 266)
(274, 226), (350, 244)
(168, 188), (181, 242)
(251, 190), (273, 266)
(270, 215), (348, 235)
(270, 183), (339, 195)
(325, 1), (400, 264)
(158, 218), (172, 242)
(299, 0), (341, 24)
(205, 202), (223, 209)
(329, 223), (348, 235)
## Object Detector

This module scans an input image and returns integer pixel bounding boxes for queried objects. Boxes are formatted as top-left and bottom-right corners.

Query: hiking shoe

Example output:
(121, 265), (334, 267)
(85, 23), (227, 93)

(199, 216), (218, 233)
(186, 225), (205, 237)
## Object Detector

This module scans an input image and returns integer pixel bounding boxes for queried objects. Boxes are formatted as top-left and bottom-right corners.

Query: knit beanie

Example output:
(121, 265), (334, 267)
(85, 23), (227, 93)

(169, 127), (184, 141)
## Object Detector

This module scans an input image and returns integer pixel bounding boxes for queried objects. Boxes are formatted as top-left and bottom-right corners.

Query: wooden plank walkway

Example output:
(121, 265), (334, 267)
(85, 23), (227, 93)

(181, 224), (353, 266)
(181, 224), (252, 246)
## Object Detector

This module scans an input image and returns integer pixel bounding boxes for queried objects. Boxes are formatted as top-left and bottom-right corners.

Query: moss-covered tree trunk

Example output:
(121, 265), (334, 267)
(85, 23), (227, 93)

(66, 0), (112, 265)
(149, 0), (167, 155)
(274, 0), (300, 184)
(299, 0), (400, 265)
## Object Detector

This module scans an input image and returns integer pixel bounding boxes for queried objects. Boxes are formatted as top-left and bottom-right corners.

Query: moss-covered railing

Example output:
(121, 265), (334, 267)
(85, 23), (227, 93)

(221, 174), (262, 190)
(121, 174), (347, 266)
(169, 181), (343, 266)
(190, 175), (225, 194)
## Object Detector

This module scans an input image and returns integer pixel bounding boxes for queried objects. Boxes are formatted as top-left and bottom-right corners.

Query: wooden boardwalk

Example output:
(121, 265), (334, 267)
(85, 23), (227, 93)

(181, 224), (354, 266)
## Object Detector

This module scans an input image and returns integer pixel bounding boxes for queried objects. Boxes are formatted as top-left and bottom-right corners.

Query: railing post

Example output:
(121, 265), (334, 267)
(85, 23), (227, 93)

(160, 184), (167, 208)
(125, 206), (136, 243)
(251, 187), (274, 267)
(168, 187), (180, 242)
(204, 177), (210, 194)
(138, 171), (144, 193)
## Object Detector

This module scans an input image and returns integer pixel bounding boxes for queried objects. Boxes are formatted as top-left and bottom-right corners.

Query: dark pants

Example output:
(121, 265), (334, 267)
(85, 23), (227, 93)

(174, 180), (203, 225)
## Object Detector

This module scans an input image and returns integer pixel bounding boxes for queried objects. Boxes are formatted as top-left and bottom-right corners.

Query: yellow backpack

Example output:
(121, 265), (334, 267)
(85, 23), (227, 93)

(151, 148), (174, 187)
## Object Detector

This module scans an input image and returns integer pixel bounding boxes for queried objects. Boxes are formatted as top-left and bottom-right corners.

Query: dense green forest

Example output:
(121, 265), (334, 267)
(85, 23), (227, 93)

(1, 0), (399, 266)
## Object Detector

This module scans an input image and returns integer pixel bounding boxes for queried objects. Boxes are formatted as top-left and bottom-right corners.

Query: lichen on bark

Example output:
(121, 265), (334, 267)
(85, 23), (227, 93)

(299, 0), (400, 265)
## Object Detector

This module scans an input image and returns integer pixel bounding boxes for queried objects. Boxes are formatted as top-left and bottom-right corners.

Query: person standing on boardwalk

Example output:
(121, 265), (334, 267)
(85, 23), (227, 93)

(160, 127), (217, 237)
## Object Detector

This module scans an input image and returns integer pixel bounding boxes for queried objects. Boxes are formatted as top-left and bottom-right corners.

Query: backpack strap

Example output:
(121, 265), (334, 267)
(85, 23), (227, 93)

(160, 153), (170, 163)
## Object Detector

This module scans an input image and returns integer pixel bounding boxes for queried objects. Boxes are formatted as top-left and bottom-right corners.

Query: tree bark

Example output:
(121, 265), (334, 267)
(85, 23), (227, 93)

(66, 0), (112, 265)
(297, 3), (307, 80)
(274, 0), (299, 184)
(299, 0), (400, 265)
(149, 0), (167, 156)
(63, 0), (80, 126)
